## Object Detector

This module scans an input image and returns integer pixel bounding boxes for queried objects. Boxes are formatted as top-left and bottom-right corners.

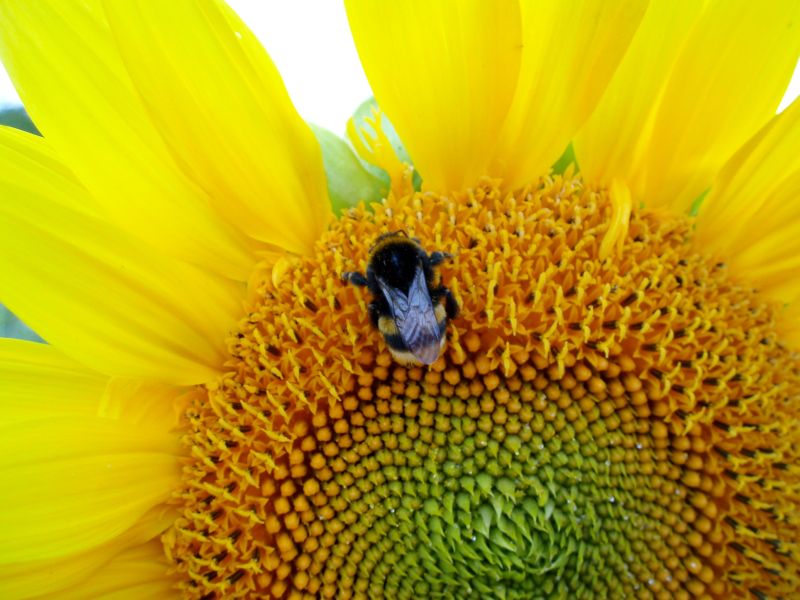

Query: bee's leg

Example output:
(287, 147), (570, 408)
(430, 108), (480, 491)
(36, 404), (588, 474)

(432, 286), (459, 319)
(428, 251), (453, 267)
(368, 302), (381, 327)
(342, 271), (368, 287)
(444, 288), (459, 319)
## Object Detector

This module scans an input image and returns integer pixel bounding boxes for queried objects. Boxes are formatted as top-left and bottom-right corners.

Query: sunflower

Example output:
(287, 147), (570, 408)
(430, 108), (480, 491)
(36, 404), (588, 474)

(1, 0), (800, 598)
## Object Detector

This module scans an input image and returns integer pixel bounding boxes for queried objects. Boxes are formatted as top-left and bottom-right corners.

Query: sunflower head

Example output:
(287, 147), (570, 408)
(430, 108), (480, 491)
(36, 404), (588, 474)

(160, 173), (800, 598)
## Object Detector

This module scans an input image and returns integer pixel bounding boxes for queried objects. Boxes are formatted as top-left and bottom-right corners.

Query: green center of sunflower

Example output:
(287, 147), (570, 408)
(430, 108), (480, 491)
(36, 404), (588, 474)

(164, 176), (800, 599)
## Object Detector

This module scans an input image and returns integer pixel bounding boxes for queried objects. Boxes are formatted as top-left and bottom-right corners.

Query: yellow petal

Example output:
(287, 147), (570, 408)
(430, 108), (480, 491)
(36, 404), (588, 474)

(102, 0), (331, 256)
(599, 179), (633, 259)
(0, 350), (178, 599)
(493, 0), (647, 190)
(0, 128), (243, 385)
(46, 540), (178, 600)
(576, 0), (800, 212)
(694, 98), (800, 325)
(0, 339), (106, 427)
(98, 379), (190, 431)
(0, 1), (256, 280)
(0, 506), (175, 600)
(573, 1), (704, 197)
(0, 417), (181, 563)
(345, 0), (522, 192)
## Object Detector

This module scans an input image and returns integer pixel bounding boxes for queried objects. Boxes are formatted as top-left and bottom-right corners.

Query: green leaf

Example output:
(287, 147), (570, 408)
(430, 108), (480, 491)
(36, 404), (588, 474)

(689, 187), (710, 217)
(311, 124), (389, 215)
(551, 142), (578, 175)
(0, 106), (40, 135)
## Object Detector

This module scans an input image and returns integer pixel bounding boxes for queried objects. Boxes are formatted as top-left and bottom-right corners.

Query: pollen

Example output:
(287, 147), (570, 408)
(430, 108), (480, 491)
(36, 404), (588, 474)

(164, 177), (800, 599)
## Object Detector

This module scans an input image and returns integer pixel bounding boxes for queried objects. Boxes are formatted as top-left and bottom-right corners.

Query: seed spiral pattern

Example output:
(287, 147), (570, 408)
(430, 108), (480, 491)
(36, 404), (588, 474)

(165, 177), (800, 599)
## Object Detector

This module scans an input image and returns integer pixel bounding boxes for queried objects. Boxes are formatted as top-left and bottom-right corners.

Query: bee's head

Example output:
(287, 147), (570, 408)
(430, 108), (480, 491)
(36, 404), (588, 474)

(369, 230), (408, 253)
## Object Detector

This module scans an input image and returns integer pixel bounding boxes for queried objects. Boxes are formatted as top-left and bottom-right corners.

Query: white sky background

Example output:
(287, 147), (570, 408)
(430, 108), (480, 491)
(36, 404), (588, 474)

(0, 1), (799, 131)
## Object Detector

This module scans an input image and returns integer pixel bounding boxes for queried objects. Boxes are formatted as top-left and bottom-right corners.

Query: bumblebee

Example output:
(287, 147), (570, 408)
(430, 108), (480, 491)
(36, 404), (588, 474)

(343, 231), (459, 365)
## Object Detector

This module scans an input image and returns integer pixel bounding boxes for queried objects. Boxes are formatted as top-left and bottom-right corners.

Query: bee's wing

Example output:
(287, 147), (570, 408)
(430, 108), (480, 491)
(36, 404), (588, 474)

(377, 267), (442, 365)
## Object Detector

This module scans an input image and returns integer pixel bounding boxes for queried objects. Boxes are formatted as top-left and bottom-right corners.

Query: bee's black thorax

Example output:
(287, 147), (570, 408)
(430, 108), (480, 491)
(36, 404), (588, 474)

(365, 235), (426, 287)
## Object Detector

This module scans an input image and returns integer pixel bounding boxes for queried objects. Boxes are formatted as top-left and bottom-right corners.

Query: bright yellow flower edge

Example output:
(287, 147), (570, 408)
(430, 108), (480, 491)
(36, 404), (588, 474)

(0, 0), (798, 598)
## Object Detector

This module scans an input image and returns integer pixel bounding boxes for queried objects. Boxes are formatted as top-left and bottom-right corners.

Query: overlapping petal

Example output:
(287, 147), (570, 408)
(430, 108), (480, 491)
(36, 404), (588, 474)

(695, 98), (800, 341)
(347, 0), (645, 193)
(0, 507), (176, 599)
(0, 340), (183, 599)
(0, 0), (256, 280)
(49, 540), (178, 600)
(0, 368), (182, 583)
(575, 0), (800, 212)
(492, 0), (647, 190)
(0, 128), (243, 384)
(0, 339), (106, 427)
(345, 0), (523, 193)
(0, 416), (180, 564)
(102, 0), (332, 256)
